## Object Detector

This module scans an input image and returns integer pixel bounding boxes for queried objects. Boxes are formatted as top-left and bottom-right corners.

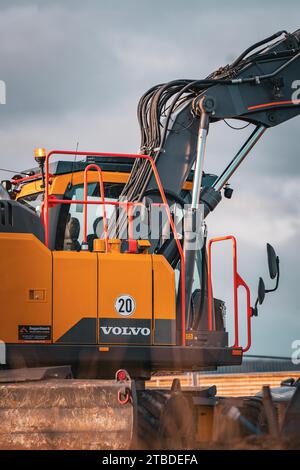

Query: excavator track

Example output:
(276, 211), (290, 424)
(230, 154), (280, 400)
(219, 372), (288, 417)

(136, 380), (195, 450)
(0, 378), (134, 450)
(138, 390), (195, 450)
(1, 366), (299, 449)
(0, 369), (201, 450)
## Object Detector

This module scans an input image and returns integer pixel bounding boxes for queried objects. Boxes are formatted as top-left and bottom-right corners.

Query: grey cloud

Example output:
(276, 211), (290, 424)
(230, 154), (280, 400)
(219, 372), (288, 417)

(0, 1), (299, 123)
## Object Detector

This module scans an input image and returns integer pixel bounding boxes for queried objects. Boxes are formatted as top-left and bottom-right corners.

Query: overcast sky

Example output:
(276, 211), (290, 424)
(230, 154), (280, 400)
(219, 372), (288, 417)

(0, 0), (299, 357)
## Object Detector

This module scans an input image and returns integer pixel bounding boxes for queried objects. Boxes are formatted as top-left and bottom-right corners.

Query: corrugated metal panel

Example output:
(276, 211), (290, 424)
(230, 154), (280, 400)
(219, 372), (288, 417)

(148, 371), (300, 397)
(203, 356), (300, 374)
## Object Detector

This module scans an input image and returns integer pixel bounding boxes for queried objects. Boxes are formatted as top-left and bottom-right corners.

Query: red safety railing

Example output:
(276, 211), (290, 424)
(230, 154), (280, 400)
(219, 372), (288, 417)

(11, 172), (54, 185)
(127, 201), (138, 253)
(11, 173), (42, 185)
(83, 164), (109, 252)
(43, 150), (186, 346)
(207, 235), (252, 352)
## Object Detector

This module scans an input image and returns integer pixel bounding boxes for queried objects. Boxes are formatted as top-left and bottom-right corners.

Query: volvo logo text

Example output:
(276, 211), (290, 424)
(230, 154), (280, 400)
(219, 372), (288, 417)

(100, 326), (151, 336)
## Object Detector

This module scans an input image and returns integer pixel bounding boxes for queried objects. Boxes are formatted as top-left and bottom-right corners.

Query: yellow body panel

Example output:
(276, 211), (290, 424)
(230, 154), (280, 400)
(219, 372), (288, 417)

(0, 233), (52, 343)
(98, 253), (152, 320)
(16, 171), (129, 200)
(17, 180), (44, 197)
(0, 233), (176, 345)
(152, 255), (176, 345)
(53, 251), (97, 343)
(152, 256), (176, 321)
(97, 252), (154, 345)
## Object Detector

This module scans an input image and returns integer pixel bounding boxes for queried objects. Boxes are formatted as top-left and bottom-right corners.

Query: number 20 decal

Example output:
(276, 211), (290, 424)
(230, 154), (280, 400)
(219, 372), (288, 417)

(115, 295), (136, 316)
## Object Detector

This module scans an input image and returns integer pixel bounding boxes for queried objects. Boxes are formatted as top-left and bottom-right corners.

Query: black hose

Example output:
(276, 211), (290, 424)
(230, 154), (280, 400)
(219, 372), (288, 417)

(142, 188), (186, 207)
(230, 30), (287, 68)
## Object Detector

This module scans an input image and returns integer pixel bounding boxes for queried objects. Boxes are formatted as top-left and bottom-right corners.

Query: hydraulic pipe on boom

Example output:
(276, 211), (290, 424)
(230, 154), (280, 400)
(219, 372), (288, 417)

(184, 100), (210, 328)
(213, 126), (267, 192)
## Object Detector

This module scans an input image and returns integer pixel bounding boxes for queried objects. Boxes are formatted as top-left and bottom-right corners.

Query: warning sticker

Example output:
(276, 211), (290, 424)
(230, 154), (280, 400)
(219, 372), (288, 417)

(18, 325), (51, 341)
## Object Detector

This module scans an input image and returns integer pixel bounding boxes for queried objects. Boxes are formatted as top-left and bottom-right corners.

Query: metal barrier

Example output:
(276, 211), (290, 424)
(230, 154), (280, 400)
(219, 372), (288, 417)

(207, 236), (252, 352)
(43, 150), (186, 346)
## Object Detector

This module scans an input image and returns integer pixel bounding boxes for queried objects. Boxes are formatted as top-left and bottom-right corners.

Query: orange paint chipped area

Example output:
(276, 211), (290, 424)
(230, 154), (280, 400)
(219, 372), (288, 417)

(231, 348), (243, 356)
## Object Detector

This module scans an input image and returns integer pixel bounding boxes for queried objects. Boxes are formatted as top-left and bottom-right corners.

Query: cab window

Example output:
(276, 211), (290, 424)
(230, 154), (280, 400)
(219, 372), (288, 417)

(62, 182), (124, 250)
(18, 193), (43, 213)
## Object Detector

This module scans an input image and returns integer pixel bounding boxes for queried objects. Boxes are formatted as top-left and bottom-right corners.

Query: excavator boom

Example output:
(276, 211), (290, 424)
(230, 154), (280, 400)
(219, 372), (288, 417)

(123, 29), (300, 207)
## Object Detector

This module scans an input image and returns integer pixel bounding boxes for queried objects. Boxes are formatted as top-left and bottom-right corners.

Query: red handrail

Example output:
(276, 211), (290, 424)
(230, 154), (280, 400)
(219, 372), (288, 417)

(207, 235), (252, 352)
(127, 202), (138, 253)
(12, 173), (42, 184)
(83, 164), (108, 252)
(12, 172), (54, 185)
(44, 150), (186, 346)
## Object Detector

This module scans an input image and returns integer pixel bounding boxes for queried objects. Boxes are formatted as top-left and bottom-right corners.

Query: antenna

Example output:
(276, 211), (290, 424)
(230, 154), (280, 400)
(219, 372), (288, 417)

(0, 168), (30, 176)
(69, 141), (79, 188)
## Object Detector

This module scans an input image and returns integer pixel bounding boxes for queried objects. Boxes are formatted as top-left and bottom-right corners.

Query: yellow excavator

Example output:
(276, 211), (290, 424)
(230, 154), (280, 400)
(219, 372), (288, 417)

(0, 28), (300, 449)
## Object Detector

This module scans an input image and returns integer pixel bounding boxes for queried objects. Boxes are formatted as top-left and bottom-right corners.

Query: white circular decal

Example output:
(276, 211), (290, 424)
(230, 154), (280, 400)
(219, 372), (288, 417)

(115, 295), (136, 316)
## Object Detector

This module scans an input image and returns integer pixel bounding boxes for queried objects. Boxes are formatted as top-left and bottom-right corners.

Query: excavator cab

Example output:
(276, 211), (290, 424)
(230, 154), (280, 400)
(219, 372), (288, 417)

(13, 155), (216, 252)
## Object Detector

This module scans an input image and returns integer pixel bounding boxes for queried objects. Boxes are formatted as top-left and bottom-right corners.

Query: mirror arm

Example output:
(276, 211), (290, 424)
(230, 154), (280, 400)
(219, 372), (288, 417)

(265, 257), (280, 293)
(251, 298), (259, 317)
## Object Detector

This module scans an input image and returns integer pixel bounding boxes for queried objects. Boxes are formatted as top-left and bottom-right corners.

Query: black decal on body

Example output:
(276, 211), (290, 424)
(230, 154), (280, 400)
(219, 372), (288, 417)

(56, 318), (97, 344)
(19, 325), (51, 342)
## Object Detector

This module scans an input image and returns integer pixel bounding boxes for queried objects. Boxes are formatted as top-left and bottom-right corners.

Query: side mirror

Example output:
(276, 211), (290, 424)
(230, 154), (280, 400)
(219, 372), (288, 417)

(1, 180), (12, 192)
(252, 243), (280, 318)
(267, 243), (278, 279)
(265, 243), (280, 293)
(258, 277), (266, 305)
(252, 277), (266, 317)
(0, 183), (10, 200)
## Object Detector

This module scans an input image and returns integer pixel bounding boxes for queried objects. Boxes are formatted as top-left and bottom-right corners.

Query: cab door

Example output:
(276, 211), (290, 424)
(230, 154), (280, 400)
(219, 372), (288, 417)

(53, 251), (97, 343)
(98, 252), (153, 345)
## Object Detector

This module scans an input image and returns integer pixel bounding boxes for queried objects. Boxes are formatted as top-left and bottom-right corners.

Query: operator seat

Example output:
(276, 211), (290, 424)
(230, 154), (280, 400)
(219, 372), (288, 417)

(87, 216), (104, 251)
(63, 216), (81, 251)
